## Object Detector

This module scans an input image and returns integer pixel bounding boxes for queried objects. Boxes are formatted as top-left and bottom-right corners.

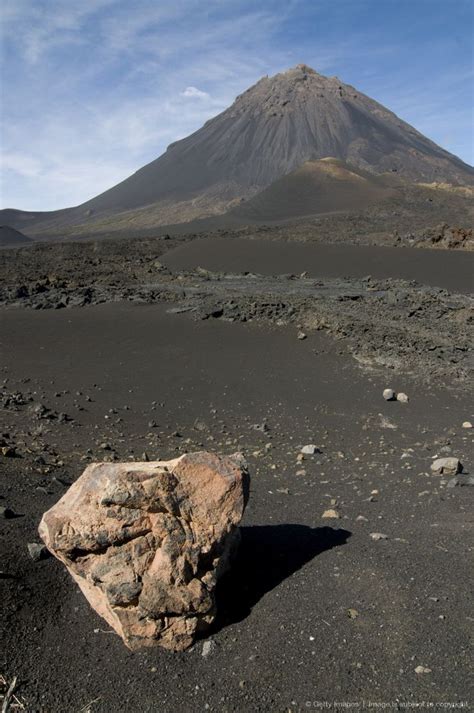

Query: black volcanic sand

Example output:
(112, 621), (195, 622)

(161, 237), (474, 294)
(1, 303), (473, 712)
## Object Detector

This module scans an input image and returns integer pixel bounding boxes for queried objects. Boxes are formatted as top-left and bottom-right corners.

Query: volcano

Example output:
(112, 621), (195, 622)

(2, 64), (473, 237)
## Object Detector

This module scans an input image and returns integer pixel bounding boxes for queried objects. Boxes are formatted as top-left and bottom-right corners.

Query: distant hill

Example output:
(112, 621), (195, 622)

(2, 64), (472, 238)
(230, 158), (397, 222)
(0, 225), (33, 247)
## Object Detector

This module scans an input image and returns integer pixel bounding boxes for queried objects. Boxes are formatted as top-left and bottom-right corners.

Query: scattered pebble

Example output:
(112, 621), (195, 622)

(383, 388), (396, 401)
(396, 392), (409, 403)
(27, 542), (48, 562)
(370, 532), (388, 541)
(414, 665), (432, 675)
(430, 457), (462, 475)
(252, 422), (269, 433)
(297, 331), (307, 340)
(202, 640), (216, 657)
(462, 421), (472, 429)
(1, 446), (17, 457)
(322, 508), (340, 519)
(447, 474), (474, 488)
(301, 444), (320, 455)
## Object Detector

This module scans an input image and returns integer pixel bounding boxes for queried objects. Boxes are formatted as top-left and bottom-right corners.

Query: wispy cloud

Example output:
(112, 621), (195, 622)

(181, 87), (210, 99)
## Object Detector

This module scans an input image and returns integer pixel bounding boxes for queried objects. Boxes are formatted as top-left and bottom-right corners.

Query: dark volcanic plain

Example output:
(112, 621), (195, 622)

(1, 227), (473, 712)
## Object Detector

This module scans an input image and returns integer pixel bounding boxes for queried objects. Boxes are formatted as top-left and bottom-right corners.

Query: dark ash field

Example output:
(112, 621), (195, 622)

(1, 229), (473, 712)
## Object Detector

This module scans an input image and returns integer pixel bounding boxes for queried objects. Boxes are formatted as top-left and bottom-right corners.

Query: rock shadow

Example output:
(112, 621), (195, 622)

(212, 524), (351, 632)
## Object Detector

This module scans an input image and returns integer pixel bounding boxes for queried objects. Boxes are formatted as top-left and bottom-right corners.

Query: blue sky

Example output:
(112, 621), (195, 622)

(1, 0), (473, 211)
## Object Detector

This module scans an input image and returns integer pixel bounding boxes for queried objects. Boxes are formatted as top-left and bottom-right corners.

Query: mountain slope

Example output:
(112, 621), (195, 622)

(2, 64), (473, 236)
(0, 225), (33, 247)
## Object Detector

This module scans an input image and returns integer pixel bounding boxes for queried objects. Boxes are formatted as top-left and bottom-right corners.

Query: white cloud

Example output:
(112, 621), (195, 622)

(181, 86), (210, 99)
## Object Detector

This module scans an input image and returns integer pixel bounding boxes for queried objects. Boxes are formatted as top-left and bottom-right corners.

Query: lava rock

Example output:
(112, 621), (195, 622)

(39, 451), (249, 651)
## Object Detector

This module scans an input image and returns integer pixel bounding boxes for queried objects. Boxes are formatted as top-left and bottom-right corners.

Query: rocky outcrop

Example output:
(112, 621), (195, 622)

(39, 452), (249, 651)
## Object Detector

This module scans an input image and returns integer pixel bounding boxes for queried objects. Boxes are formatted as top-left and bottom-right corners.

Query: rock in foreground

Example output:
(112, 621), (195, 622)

(39, 452), (249, 651)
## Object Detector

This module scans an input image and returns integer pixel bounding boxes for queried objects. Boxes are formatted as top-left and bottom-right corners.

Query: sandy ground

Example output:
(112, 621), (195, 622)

(1, 300), (473, 712)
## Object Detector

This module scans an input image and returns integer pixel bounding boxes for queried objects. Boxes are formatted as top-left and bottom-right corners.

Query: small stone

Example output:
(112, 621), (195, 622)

(447, 474), (474, 488)
(252, 422), (269, 433)
(430, 457), (462, 475)
(297, 331), (307, 340)
(1, 446), (17, 457)
(347, 608), (359, 619)
(383, 388), (396, 401)
(414, 665), (431, 675)
(301, 444), (320, 455)
(462, 421), (472, 429)
(356, 515), (368, 522)
(202, 640), (216, 657)
(27, 542), (48, 562)
(396, 392), (409, 403)
(370, 532), (388, 541)
(322, 508), (340, 519)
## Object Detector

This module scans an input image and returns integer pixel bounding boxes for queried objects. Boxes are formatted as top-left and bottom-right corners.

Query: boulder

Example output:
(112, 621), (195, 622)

(430, 457), (462, 475)
(39, 451), (249, 651)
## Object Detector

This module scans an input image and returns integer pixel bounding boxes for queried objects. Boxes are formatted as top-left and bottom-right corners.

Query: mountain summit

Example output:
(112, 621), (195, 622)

(3, 65), (473, 235)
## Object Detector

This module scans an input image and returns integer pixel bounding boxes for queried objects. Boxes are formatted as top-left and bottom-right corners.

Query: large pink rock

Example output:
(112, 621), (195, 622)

(39, 451), (249, 651)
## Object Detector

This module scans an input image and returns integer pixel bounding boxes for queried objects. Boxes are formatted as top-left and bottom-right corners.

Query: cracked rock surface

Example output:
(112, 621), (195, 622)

(39, 451), (249, 651)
